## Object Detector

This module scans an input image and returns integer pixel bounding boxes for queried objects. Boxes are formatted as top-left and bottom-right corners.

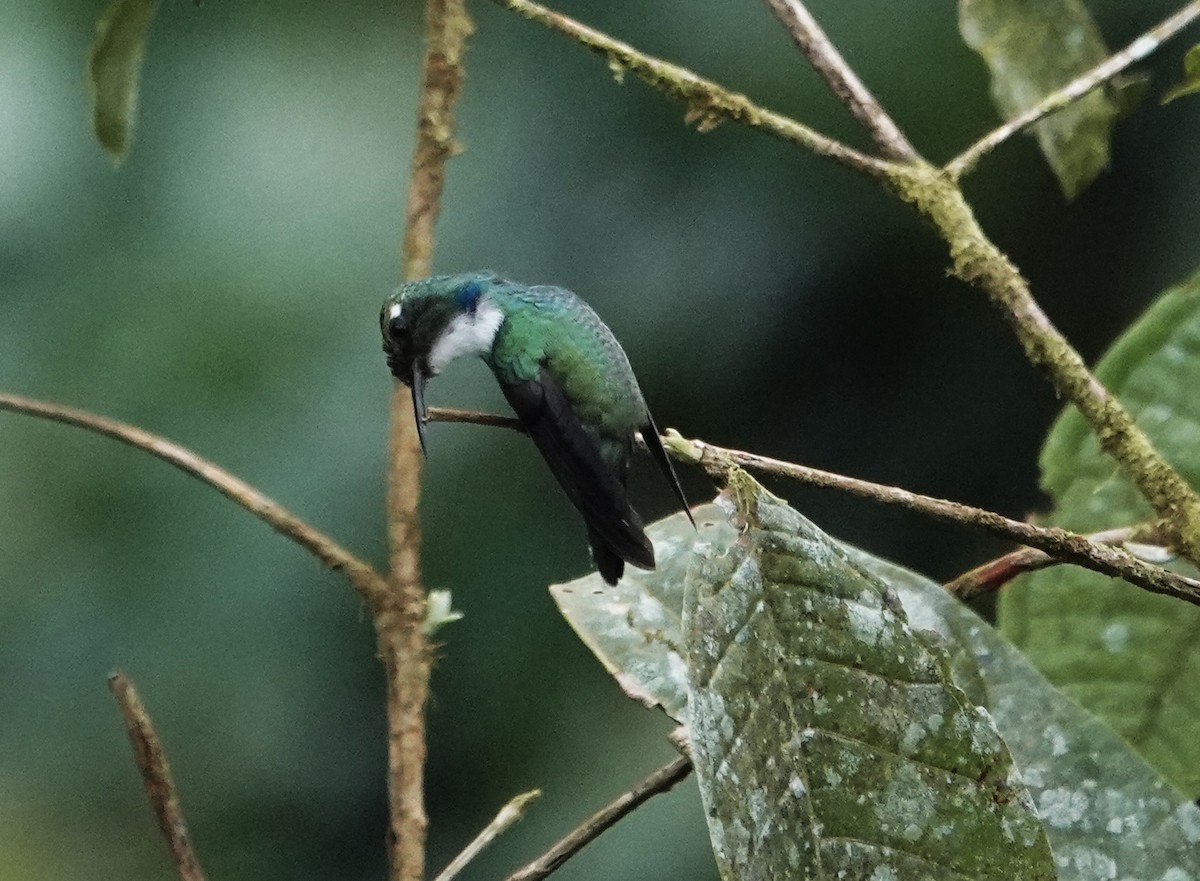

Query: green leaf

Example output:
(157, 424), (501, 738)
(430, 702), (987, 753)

(684, 482), (1054, 881)
(87, 0), (161, 163)
(959, 0), (1120, 199)
(556, 496), (1200, 879)
(1162, 43), (1200, 105)
(999, 268), (1200, 797)
(857, 551), (1200, 881)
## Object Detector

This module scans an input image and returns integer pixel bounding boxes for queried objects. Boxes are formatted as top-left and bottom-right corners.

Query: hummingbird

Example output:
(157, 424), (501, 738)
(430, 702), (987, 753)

(380, 270), (693, 584)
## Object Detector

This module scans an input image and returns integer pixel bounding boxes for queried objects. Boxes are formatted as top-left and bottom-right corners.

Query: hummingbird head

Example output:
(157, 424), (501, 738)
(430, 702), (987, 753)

(380, 270), (508, 454)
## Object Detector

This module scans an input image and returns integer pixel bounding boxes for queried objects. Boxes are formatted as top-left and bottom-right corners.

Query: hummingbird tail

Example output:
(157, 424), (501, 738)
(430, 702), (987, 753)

(589, 531), (625, 586)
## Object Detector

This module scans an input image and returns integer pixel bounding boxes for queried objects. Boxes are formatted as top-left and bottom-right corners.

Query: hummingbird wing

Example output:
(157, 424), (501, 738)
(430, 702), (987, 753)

(498, 364), (655, 577)
(641, 412), (696, 528)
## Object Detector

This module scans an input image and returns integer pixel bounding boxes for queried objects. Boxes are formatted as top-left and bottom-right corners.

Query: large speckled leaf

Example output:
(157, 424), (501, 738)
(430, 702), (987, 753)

(556, 494), (1200, 878)
(999, 269), (1200, 797)
(959, 0), (1119, 199)
(858, 551), (1200, 881)
(684, 481), (1054, 881)
(88, 0), (161, 163)
(550, 507), (735, 722)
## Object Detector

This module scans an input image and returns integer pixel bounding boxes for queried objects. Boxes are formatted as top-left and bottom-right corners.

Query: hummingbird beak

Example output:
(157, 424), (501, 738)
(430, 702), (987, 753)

(410, 361), (429, 458)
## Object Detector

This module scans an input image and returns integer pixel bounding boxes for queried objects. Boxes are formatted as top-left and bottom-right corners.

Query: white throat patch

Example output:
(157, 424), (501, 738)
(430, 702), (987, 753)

(428, 299), (504, 375)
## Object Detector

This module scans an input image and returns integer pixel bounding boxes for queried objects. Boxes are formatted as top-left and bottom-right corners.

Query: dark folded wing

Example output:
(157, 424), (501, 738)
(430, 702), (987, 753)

(499, 365), (654, 570)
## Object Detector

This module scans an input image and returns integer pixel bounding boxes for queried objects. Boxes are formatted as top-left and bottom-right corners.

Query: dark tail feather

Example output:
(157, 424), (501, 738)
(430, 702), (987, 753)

(588, 526), (654, 585)
(642, 413), (695, 528)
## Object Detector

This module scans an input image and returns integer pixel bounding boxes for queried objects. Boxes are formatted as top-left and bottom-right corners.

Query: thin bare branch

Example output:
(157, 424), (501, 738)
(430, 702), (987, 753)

(488, 0), (890, 179)
(761, 0), (918, 161)
(432, 790), (541, 881)
(382, 2), (473, 880)
(505, 757), (692, 881)
(0, 392), (389, 604)
(424, 407), (1200, 605)
(947, 1), (1200, 179)
(946, 524), (1167, 600)
(109, 672), (206, 881)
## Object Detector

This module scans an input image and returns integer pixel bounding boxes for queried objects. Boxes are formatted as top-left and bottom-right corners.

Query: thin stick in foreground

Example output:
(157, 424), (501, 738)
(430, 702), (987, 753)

(425, 407), (1200, 605)
(946, 0), (1200, 178)
(505, 757), (692, 881)
(0, 392), (389, 604)
(109, 672), (207, 881)
(760, 0), (918, 161)
(432, 790), (541, 881)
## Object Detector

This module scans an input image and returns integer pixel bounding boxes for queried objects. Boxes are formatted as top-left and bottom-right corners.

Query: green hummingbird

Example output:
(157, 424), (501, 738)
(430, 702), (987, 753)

(380, 270), (692, 584)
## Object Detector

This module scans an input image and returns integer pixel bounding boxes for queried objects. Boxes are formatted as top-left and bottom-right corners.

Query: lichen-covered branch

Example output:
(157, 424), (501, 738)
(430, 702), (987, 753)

(109, 672), (207, 881)
(888, 162), (1200, 566)
(382, 2), (473, 881)
(947, 1), (1200, 179)
(487, 0), (889, 179)
(760, 0), (918, 161)
(0, 392), (389, 603)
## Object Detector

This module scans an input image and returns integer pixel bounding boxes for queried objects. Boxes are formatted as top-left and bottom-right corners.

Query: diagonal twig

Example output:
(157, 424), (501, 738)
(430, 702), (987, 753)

(760, 0), (918, 161)
(109, 672), (206, 881)
(0, 392), (389, 604)
(487, 0), (890, 179)
(425, 406), (1200, 606)
(946, 0), (1200, 179)
(505, 757), (692, 881)
(432, 790), (541, 881)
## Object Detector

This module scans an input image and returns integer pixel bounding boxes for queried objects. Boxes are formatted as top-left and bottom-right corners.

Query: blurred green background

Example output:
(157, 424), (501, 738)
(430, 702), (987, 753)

(1, 1), (1197, 878)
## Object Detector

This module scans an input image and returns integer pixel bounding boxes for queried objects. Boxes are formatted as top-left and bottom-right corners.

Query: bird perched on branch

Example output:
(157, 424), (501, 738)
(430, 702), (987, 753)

(380, 270), (692, 584)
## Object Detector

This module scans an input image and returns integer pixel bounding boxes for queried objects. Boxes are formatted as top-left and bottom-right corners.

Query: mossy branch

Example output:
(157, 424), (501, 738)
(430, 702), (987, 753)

(487, 0), (1200, 569)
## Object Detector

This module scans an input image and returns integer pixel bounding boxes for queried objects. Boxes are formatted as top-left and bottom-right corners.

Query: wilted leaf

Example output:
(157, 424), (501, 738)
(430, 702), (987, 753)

(858, 551), (1200, 881)
(88, 0), (161, 163)
(1162, 43), (1200, 104)
(999, 268), (1200, 797)
(551, 507), (732, 722)
(684, 481), (1054, 881)
(959, 0), (1119, 199)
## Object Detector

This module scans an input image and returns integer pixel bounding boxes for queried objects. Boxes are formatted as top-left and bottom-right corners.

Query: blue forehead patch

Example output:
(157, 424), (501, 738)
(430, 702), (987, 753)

(456, 280), (483, 311)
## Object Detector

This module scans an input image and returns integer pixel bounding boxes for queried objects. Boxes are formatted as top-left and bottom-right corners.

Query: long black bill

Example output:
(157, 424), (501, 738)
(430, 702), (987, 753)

(410, 362), (429, 458)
